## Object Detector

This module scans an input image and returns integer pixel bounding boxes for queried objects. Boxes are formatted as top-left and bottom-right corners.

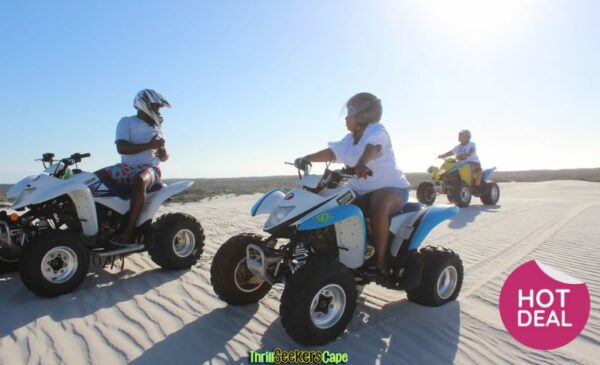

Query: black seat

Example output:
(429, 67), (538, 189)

(93, 173), (164, 199)
(390, 202), (423, 218)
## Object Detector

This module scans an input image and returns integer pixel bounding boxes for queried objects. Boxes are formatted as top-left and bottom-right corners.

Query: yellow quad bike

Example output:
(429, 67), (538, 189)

(417, 158), (500, 207)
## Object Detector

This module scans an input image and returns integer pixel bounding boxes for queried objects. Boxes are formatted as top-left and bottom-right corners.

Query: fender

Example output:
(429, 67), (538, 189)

(7, 175), (37, 199)
(12, 174), (99, 236)
(137, 181), (193, 225)
(251, 189), (285, 216)
(408, 204), (458, 250)
(482, 167), (496, 182)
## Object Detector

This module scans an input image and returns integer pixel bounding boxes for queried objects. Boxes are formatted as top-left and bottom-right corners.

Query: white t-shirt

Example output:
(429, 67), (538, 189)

(115, 116), (163, 166)
(328, 123), (410, 195)
(451, 142), (480, 163)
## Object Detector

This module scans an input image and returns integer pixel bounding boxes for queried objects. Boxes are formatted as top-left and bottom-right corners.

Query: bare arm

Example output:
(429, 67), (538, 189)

(438, 151), (453, 158)
(304, 148), (335, 163)
(355, 144), (381, 178)
(116, 136), (164, 155)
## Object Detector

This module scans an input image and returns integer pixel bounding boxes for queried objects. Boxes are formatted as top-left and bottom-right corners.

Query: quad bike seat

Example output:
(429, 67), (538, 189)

(390, 202), (423, 218)
(93, 173), (165, 199)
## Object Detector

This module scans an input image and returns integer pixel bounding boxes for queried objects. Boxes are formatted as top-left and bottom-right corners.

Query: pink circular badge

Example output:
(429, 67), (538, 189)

(499, 260), (590, 350)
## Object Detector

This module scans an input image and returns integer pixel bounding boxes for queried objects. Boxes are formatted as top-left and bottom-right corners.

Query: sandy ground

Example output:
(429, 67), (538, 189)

(1, 181), (599, 364)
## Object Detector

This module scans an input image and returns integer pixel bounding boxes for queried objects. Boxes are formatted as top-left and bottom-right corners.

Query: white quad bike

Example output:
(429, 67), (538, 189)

(211, 162), (463, 346)
(0, 152), (204, 297)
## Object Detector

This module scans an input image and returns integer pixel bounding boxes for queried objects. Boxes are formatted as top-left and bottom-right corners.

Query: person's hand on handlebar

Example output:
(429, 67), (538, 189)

(294, 157), (312, 170)
(355, 163), (372, 179)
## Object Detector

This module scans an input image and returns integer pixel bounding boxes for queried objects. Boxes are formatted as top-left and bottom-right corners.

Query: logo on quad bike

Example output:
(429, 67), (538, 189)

(316, 212), (331, 224)
(499, 260), (590, 350)
(284, 192), (295, 200)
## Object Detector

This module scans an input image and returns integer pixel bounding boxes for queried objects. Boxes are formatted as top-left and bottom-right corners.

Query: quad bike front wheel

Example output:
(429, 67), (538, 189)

(280, 257), (357, 346)
(148, 213), (205, 270)
(210, 233), (272, 305)
(450, 181), (472, 207)
(480, 182), (500, 205)
(406, 246), (463, 306)
(417, 182), (437, 206)
(19, 231), (89, 297)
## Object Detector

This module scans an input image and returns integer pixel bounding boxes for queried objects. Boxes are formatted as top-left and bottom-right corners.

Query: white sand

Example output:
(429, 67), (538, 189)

(1, 181), (599, 364)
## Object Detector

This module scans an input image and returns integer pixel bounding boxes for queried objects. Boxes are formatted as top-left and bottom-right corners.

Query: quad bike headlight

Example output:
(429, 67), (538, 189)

(266, 206), (295, 227)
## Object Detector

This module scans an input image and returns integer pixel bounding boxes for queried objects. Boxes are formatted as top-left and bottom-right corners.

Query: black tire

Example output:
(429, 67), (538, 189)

(19, 231), (89, 297)
(406, 246), (463, 307)
(210, 233), (272, 305)
(480, 182), (500, 205)
(0, 247), (20, 274)
(148, 213), (204, 270)
(280, 257), (357, 346)
(417, 182), (436, 206)
(450, 181), (471, 207)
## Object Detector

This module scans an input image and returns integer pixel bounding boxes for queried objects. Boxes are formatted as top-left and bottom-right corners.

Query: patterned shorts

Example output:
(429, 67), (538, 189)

(104, 163), (162, 189)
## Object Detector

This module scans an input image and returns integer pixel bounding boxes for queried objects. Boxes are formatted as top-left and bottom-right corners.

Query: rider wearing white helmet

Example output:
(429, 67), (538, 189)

(296, 92), (411, 284)
(104, 89), (171, 245)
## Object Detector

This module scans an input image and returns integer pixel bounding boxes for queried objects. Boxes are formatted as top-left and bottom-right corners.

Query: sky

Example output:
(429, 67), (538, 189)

(1, 0), (599, 183)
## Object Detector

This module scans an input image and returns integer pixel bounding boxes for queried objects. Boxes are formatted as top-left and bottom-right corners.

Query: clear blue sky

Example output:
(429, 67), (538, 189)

(1, 0), (599, 183)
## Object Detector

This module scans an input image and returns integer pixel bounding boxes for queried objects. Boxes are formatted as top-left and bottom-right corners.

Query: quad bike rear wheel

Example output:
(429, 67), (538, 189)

(480, 182), (500, 205)
(210, 233), (272, 305)
(19, 230), (89, 297)
(406, 246), (463, 306)
(417, 182), (436, 206)
(148, 213), (205, 270)
(280, 257), (357, 346)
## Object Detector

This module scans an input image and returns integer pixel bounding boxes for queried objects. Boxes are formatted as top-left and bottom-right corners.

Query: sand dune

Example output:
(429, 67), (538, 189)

(1, 181), (599, 364)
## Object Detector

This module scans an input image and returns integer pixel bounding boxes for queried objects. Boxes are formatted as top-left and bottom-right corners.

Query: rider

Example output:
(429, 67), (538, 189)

(438, 129), (482, 187)
(296, 92), (410, 283)
(104, 89), (171, 245)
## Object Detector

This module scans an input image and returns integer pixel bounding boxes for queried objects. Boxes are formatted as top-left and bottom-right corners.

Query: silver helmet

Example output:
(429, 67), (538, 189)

(459, 129), (471, 141)
(134, 89), (171, 125)
(345, 92), (382, 125)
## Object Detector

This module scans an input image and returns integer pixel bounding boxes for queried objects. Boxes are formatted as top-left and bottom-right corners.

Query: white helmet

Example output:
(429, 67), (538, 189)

(134, 89), (171, 125)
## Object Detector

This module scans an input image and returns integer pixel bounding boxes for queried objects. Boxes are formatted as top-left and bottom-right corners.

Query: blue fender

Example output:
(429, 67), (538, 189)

(482, 167), (496, 182)
(408, 205), (459, 250)
(298, 204), (365, 232)
(251, 189), (285, 216)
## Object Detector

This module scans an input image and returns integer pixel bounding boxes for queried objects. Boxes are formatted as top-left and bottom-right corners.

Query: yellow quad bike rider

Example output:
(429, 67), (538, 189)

(417, 156), (500, 207)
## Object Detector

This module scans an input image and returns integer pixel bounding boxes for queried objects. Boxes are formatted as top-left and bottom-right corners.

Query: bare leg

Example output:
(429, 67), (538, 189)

(115, 171), (152, 242)
(368, 189), (404, 273)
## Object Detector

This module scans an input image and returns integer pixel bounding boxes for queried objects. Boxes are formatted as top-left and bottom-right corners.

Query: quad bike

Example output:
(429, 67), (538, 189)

(417, 157), (500, 207)
(0, 152), (204, 297)
(211, 161), (463, 346)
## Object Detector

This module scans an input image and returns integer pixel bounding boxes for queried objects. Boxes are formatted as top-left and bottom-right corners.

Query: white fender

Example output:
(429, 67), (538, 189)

(136, 181), (193, 225)
(12, 174), (99, 236)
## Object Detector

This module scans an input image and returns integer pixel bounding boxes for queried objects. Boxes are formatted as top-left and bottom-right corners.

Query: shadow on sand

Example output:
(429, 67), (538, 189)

(448, 204), (501, 229)
(251, 298), (461, 365)
(129, 305), (259, 365)
(0, 265), (187, 338)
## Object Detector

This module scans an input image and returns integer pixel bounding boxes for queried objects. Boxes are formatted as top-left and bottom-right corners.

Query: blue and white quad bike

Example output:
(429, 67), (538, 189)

(0, 152), (204, 297)
(211, 162), (463, 346)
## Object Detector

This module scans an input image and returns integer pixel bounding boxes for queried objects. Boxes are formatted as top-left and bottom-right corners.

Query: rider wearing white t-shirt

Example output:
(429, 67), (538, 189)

(439, 129), (482, 185)
(102, 89), (171, 245)
(297, 93), (410, 284)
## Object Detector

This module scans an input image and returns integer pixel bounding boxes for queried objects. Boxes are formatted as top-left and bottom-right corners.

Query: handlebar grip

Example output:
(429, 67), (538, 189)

(80, 153), (91, 158)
